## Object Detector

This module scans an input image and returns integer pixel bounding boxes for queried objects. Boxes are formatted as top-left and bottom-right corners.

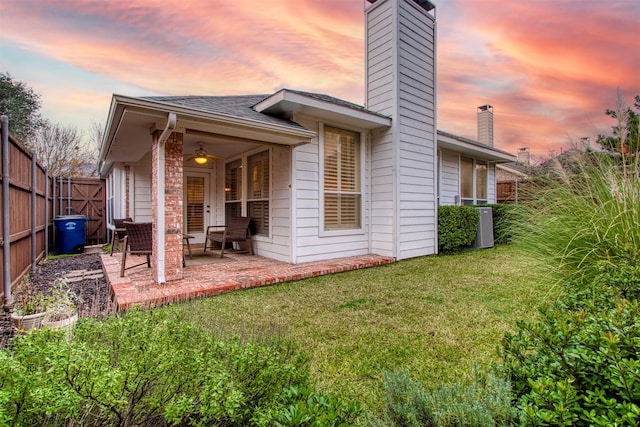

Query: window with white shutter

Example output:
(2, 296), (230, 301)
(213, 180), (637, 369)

(225, 159), (242, 225)
(323, 125), (361, 231)
(247, 150), (269, 236)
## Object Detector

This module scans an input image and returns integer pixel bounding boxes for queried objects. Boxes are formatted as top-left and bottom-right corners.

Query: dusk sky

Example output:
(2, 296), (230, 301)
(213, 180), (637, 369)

(1, 0), (638, 160)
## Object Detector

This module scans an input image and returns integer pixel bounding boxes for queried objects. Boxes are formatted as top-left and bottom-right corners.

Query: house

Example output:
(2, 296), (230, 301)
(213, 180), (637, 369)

(99, 0), (515, 285)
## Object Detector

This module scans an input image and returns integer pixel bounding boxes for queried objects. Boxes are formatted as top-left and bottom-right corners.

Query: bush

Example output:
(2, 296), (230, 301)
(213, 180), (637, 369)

(0, 307), (359, 426)
(438, 206), (479, 252)
(273, 386), (362, 426)
(502, 153), (640, 426)
(371, 370), (517, 426)
(502, 297), (640, 426)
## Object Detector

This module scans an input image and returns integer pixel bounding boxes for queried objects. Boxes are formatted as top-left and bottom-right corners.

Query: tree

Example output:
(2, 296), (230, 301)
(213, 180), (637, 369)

(597, 94), (640, 155)
(31, 121), (96, 177)
(0, 72), (44, 143)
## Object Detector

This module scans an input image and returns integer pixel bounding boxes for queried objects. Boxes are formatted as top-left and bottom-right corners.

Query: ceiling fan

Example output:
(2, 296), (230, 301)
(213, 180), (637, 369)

(185, 143), (222, 165)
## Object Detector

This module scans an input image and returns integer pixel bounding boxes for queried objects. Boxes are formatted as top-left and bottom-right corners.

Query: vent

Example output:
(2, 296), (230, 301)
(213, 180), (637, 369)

(472, 207), (494, 249)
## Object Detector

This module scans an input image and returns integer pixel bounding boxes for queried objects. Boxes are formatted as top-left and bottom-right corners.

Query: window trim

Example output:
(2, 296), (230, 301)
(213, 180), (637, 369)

(319, 122), (365, 237)
(459, 156), (488, 205)
(246, 149), (271, 237)
(223, 148), (272, 239)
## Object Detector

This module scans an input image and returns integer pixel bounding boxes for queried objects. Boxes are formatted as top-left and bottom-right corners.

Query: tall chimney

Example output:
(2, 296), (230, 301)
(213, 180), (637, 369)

(477, 104), (494, 146)
(365, 0), (437, 260)
(517, 147), (530, 166)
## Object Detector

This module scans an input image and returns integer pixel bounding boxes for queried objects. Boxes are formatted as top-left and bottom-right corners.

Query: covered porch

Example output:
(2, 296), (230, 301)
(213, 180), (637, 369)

(101, 250), (395, 311)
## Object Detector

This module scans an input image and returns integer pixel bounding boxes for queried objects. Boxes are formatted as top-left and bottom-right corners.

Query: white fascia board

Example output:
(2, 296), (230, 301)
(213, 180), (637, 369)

(497, 163), (530, 177)
(113, 95), (316, 139)
(437, 131), (516, 163)
(255, 90), (392, 130)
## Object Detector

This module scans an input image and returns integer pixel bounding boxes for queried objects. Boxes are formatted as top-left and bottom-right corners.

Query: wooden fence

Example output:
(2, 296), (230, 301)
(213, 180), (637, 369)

(0, 125), (50, 290)
(497, 180), (534, 204)
(1, 118), (106, 296)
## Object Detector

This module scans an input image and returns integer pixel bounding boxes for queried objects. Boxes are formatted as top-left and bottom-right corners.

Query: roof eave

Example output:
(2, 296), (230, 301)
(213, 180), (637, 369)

(254, 89), (392, 130)
(99, 94), (317, 166)
(111, 94), (316, 138)
(437, 130), (516, 163)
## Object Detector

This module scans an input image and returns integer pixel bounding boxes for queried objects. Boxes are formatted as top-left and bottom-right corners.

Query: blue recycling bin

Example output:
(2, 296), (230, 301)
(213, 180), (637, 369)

(55, 215), (89, 254)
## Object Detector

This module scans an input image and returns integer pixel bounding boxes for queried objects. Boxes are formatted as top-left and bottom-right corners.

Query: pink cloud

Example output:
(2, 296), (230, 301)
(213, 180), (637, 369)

(436, 0), (640, 155)
(1, 0), (638, 157)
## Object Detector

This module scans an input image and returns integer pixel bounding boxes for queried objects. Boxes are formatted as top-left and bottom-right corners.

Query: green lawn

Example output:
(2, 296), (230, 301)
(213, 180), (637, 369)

(176, 245), (553, 414)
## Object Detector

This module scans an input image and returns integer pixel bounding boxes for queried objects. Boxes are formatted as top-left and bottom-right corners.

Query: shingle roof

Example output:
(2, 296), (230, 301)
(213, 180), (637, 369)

(282, 89), (388, 119)
(141, 94), (308, 130)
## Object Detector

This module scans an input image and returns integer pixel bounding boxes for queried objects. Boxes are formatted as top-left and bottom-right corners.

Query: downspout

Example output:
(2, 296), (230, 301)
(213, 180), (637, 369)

(1, 116), (10, 310)
(155, 112), (176, 285)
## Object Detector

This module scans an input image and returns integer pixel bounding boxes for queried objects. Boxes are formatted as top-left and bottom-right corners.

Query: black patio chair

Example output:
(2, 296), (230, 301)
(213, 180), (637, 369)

(109, 217), (132, 255)
(203, 216), (253, 258)
(120, 222), (152, 277)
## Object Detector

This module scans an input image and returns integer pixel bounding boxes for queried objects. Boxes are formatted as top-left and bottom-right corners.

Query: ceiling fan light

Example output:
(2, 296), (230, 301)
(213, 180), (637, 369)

(194, 156), (208, 165)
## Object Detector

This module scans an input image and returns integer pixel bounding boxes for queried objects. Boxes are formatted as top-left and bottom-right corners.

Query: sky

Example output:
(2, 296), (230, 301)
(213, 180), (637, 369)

(1, 0), (639, 160)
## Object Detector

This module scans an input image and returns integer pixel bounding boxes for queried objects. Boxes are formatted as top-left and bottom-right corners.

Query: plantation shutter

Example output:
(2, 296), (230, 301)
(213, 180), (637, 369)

(247, 150), (269, 236)
(324, 126), (361, 230)
(225, 159), (242, 224)
(186, 176), (205, 233)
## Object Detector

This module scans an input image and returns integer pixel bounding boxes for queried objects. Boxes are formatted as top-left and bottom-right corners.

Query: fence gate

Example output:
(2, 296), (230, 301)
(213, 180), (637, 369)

(54, 177), (106, 245)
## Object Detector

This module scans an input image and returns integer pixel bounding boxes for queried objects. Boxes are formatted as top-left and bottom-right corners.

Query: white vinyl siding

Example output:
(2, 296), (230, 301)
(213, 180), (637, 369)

(366, 0), (437, 260)
(438, 150), (460, 206)
(290, 116), (370, 264)
(133, 154), (152, 222)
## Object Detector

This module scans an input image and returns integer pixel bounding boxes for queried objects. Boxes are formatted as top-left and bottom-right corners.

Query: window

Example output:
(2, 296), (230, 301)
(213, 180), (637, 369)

(460, 156), (488, 205)
(476, 161), (487, 203)
(224, 159), (242, 223)
(323, 125), (361, 231)
(186, 176), (205, 233)
(460, 157), (474, 204)
(247, 150), (269, 236)
(224, 150), (270, 236)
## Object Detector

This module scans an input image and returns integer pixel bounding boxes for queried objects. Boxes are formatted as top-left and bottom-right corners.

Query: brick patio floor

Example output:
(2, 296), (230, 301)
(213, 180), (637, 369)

(101, 250), (395, 310)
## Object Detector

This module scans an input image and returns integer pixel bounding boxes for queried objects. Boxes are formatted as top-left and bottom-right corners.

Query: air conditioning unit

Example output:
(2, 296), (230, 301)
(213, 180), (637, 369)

(472, 207), (494, 249)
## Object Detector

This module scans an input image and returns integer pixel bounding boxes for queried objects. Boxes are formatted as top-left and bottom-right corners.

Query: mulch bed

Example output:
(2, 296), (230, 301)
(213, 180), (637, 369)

(1, 252), (114, 348)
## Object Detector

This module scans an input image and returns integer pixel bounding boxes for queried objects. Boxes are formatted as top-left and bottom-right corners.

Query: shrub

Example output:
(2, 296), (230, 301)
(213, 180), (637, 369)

(0, 307), (362, 426)
(371, 370), (517, 426)
(273, 386), (363, 426)
(502, 298), (640, 426)
(502, 153), (640, 426)
(438, 206), (479, 252)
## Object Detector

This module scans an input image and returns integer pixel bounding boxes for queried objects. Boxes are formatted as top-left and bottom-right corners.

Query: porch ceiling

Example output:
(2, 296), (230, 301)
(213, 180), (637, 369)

(100, 95), (316, 166)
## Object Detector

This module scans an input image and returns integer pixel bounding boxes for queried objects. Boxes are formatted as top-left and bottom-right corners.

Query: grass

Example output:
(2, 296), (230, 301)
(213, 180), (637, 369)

(175, 244), (552, 414)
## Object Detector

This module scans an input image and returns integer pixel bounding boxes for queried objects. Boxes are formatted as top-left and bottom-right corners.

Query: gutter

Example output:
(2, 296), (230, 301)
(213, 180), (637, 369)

(155, 112), (176, 285)
(112, 94), (316, 140)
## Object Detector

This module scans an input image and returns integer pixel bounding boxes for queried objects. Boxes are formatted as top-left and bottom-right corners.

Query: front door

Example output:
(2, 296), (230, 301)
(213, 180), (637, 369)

(184, 172), (210, 244)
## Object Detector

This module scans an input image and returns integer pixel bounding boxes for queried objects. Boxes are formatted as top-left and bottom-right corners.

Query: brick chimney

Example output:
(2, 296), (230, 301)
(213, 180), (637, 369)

(477, 104), (494, 146)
